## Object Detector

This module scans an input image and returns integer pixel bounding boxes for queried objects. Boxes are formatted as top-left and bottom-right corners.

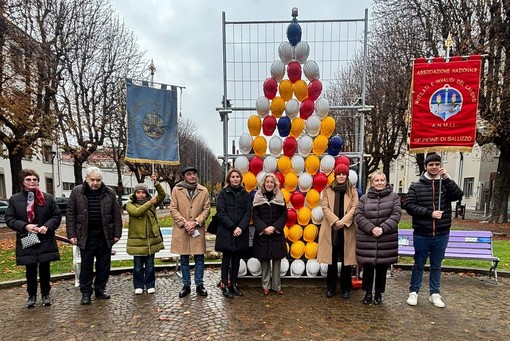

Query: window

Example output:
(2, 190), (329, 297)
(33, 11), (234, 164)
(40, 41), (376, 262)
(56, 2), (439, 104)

(463, 177), (474, 197)
(63, 182), (75, 191)
(42, 145), (55, 163)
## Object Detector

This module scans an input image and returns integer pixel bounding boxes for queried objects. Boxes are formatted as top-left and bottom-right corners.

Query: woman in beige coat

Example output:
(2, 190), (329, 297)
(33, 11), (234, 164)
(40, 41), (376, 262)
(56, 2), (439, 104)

(317, 163), (358, 299)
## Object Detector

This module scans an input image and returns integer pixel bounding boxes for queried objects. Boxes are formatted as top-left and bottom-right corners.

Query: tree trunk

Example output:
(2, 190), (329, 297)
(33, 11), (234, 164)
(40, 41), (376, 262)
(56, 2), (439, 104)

(73, 161), (83, 186)
(9, 151), (23, 194)
(489, 146), (510, 223)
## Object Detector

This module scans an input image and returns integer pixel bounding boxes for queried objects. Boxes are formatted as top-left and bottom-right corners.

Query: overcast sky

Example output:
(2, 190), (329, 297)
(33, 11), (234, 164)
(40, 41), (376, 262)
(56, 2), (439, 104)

(109, 0), (373, 157)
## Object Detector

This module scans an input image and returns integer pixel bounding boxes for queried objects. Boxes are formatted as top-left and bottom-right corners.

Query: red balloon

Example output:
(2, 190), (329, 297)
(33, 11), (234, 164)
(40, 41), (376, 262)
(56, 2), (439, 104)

(308, 79), (323, 101)
(287, 61), (302, 83)
(286, 208), (297, 226)
(290, 191), (305, 210)
(249, 156), (264, 175)
(283, 136), (298, 157)
(263, 78), (278, 99)
(262, 115), (277, 136)
(335, 155), (350, 167)
(299, 99), (315, 120)
(313, 172), (328, 192)
(274, 171), (285, 189)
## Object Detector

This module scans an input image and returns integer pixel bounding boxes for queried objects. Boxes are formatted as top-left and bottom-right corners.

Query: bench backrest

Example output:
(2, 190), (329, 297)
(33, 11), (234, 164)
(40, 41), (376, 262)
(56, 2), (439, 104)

(111, 227), (177, 260)
(398, 229), (497, 261)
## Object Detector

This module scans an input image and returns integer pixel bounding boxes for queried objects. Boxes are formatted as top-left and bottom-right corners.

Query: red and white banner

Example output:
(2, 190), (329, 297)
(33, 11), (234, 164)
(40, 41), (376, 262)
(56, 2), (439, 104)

(409, 55), (482, 153)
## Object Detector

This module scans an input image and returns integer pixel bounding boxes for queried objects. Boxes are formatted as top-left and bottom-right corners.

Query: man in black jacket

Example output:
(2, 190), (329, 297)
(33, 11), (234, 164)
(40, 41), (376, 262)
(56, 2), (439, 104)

(66, 167), (122, 305)
(404, 153), (463, 308)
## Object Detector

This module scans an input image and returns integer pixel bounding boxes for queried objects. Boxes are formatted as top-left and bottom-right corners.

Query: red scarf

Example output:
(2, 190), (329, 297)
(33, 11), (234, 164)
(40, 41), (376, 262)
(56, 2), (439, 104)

(26, 188), (45, 223)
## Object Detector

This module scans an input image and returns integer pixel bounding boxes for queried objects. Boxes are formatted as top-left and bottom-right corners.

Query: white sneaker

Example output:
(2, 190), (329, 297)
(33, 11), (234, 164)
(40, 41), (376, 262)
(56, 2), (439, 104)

(429, 293), (445, 308)
(407, 292), (418, 306)
(147, 288), (155, 294)
(134, 288), (143, 295)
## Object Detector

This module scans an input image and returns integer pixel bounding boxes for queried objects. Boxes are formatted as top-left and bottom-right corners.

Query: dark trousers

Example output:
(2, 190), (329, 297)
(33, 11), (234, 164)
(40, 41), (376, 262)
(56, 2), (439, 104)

(327, 241), (352, 293)
(80, 230), (111, 295)
(26, 262), (51, 296)
(362, 263), (388, 294)
(221, 251), (241, 287)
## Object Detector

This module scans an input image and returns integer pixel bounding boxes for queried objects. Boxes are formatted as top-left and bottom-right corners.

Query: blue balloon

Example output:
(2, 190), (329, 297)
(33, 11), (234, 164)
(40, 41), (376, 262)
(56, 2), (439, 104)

(327, 136), (344, 156)
(277, 116), (291, 137)
(286, 22), (302, 46)
(356, 187), (363, 198)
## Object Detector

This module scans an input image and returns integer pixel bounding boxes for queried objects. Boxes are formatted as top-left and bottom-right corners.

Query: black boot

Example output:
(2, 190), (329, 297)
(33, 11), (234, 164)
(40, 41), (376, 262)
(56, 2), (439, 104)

(95, 289), (111, 299)
(81, 294), (91, 305)
(27, 296), (36, 308)
(178, 286), (191, 298)
(42, 294), (52, 307)
(222, 287), (234, 298)
(363, 292), (373, 305)
(374, 292), (383, 305)
(196, 284), (208, 297)
(230, 284), (243, 296)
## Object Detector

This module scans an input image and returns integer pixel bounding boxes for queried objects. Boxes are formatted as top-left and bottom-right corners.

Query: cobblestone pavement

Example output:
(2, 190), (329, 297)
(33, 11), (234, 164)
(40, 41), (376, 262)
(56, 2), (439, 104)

(0, 268), (508, 341)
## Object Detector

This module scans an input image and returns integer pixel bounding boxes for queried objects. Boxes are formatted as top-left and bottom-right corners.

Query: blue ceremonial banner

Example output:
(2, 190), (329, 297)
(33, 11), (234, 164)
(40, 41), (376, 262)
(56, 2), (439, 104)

(125, 82), (180, 165)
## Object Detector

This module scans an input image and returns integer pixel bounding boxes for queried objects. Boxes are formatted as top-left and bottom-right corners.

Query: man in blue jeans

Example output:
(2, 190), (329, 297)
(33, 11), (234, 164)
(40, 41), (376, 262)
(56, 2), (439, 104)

(404, 153), (463, 308)
(169, 166), (211, 298)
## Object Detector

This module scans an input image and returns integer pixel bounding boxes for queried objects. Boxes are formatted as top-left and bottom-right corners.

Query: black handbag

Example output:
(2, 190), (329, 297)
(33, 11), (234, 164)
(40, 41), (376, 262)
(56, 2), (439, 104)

(206, 214), (219, 234)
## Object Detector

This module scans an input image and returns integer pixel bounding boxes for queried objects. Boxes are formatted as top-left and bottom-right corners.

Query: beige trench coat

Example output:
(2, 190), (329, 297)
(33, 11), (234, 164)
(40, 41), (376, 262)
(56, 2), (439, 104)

(317, 186), (359, 266)
(169, 184), (211, 255)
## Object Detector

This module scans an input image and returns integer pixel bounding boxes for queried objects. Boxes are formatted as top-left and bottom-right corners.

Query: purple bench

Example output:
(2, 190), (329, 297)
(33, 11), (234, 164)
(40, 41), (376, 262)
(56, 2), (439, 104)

(395, 229), (500, 282)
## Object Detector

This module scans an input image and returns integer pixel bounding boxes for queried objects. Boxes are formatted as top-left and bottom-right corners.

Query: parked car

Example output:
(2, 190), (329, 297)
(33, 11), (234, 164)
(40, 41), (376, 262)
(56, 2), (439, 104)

(55, 197), (69, 215)
(0, 201), (8, 223)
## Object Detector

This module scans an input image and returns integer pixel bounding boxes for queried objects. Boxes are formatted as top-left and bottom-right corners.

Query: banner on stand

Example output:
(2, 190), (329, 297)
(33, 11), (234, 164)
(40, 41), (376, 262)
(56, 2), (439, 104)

(409, 55), (482, 153)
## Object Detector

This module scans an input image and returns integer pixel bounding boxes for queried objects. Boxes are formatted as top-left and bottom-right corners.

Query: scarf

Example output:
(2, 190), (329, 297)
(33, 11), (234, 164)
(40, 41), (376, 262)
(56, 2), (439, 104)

(176, 180), (198, 199)
(252, 189), (285, 207)
(331, 183), (346, 247)
(367, 185), (393, 199)
(25, 188), (45, 223)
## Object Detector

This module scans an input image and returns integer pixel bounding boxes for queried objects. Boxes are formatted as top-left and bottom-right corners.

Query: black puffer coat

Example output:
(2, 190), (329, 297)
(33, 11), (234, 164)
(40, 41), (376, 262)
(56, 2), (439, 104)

(355, 186), (401, 265)
(66, 182), (122, 249)
(404, 174), (463, 236)
(6, 191), (62, 265)
(252, 190), (287, 260)
(215, 186), (253, 253)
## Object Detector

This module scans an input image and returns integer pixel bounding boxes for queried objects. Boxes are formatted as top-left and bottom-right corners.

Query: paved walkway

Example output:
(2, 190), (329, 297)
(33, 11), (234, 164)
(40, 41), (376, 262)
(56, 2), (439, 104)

(0, 268), (507, 340)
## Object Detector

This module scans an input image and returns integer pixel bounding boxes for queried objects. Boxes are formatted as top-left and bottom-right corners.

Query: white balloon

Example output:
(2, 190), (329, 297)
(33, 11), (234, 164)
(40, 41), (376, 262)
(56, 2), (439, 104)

(320, 155), (336, 175)
(235, 155), (250, 174)
(303, 60), (320, 81)
(247, 257), (262, 276)
(256, 96), (270, 118)
(314, 97), (330, 119)
(256, 171), (267, 186)
(298, 172), (313, 192)
(270, 60), (286, 82)
(311, 206), (324, 224)
(268, 136), (283, 157)
(280, 258), (290, 276)
(305, 259), (320, 277)
(298, 135), (313, 157)
(263, 156), (278, 173)
(305, 115), (321, 137)
(290, 156), (303, 175)
(238, 258), (247, 276)
(290, 259), (305, 278)
(294, 41), (310, 64)
(285, 99), (300, 119)
(320, 263), (329, 276)
(278, 41), (294, 65)
(349, 169), (358, 186)
(239, 133), (253, 154)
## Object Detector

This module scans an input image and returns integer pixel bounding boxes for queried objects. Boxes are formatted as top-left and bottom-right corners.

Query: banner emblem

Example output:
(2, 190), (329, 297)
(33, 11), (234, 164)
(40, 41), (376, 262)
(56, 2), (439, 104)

(430, 84), (462, 121)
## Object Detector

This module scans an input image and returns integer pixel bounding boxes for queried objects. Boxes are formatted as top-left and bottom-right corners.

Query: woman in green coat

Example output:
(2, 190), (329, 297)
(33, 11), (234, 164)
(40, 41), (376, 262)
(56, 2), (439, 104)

(126, 174), (166, 294)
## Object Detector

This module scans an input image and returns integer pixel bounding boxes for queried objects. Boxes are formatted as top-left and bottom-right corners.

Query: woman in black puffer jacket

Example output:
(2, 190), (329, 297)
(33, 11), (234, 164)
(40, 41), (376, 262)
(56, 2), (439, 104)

(215, 168), (253, 298)
(355, 171), (401, 305)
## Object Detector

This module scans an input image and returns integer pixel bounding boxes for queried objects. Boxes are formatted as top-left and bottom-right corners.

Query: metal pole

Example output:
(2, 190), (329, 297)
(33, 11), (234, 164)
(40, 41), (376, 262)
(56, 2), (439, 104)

(357, 8), (369, 192)
(221, 12), (230, 176)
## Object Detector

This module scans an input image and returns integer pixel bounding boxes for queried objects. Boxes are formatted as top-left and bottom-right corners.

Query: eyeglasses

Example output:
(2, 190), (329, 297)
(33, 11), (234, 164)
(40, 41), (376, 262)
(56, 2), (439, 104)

(24, 178), (39, 182)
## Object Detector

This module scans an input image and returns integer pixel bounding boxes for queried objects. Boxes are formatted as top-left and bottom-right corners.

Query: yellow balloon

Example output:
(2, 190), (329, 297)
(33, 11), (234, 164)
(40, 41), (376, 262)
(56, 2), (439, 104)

(284, 172), (298, 192)
(304, 241), (318, 259)
(277, 155), (292, 175)
(279, 79), (293, 101)
(312, 135), (329, 155)
(304, 155), (320, 175)
(328, 172), (335, 185)
(252, 136), (267, 157)
(320, 116), (336, 138)
(306, 189), (321, 208)
(247, 115), (262, 136)
(242, 172), (257, 192)
(293, 79), (308, 102)
(290, 240), (306, 259)
(281, 188), (291, 204)
(271, 96), (285, 118)
(290, 117), (305, 138)
(303, 224), (319, 242)
(284, 226), (289, 239)
(297, 206), (311, 225)
(288, 224), (303, 243)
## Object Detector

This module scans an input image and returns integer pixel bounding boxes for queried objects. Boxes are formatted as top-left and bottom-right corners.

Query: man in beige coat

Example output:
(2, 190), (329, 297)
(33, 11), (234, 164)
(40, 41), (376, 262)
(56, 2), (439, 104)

(170, 166), (211, 298)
